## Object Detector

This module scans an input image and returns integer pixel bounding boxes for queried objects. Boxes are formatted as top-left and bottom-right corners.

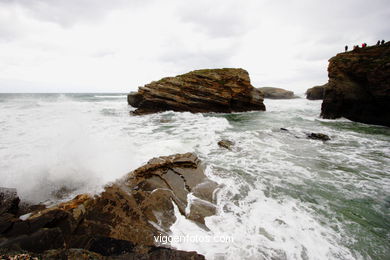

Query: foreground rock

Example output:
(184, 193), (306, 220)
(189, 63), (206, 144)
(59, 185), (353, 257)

(0, 153), (216, 259)
(258, 87), (297, 99)
(128, 68), (266, 115)
(321, 42), (390, 126)
(306, 84), (326, 100)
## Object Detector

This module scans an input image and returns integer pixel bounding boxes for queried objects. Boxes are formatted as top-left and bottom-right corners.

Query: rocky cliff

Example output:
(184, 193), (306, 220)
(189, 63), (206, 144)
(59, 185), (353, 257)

(321, 42), (390, 126)
(0, 153), (217, 259)
(128, 68), (266, 115)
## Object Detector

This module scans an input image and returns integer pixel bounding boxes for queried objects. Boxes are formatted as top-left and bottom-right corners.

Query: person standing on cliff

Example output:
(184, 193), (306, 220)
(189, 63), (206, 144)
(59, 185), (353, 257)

(345, 45), (348, 52)
(377, 40), (380, 45)
(381, 40), (385, 45)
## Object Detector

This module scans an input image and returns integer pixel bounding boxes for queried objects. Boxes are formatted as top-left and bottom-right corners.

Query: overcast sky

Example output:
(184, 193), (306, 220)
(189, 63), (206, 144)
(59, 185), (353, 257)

(0, 0), (389, 93)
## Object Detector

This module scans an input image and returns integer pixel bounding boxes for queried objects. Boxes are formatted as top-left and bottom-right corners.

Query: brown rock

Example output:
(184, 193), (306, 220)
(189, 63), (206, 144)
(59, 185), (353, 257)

(321, 42), (390, 126)
(306, 84), (326, 100)
(0, 153), (216, 258)
(258, 87), (297, 99)
(128, 68), (266, 114)
(217, 140), (234, 150)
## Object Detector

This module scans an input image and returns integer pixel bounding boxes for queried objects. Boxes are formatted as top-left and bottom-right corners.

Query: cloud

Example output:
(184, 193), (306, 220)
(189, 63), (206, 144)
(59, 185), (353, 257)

(0, 0), (389, 93)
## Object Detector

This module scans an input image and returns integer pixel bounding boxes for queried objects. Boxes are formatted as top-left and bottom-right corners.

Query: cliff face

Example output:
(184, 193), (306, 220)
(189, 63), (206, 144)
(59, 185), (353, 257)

(321, 42), (390, 126)
(128, 68), (266, 115)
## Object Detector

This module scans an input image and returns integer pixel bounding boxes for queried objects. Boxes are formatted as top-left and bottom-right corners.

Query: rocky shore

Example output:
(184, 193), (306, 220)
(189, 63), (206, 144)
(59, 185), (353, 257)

(0, 153), (218, 259)
(321, 42), (390, 126)
(128, 68), (266, 115)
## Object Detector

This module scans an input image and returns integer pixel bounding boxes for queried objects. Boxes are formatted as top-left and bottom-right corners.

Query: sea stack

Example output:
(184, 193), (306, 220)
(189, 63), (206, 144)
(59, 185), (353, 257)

(128, 68), (266, 115)
(321, 42), (390, 126)
(258, 87), (297, 99)
(306, 84), (326, 100)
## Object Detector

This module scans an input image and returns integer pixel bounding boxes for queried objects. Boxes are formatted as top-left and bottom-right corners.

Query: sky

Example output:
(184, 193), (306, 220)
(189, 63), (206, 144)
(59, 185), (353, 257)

(0, 0), (389, 93)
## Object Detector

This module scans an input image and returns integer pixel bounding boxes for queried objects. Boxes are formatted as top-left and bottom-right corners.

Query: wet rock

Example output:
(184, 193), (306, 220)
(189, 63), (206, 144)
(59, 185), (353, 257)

(321, 42), (390, 126)
(306, 133), (330, 141)
(306, 84), (326, 100)
(258, 87), (297, 99)
(128, 68), (266, 115)
(0, 188), (20, 216)
(217, 140), (234, 150)
(0, 153), (216, 258)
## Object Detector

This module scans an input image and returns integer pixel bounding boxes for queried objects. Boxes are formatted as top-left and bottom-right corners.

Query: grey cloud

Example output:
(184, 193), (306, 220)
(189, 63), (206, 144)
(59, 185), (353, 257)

(174, 1), (251, 38)
(0, 0), (151, 27)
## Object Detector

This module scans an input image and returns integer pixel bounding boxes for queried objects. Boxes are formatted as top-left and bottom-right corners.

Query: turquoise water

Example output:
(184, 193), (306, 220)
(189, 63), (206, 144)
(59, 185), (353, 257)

(0, 94), (389, 259)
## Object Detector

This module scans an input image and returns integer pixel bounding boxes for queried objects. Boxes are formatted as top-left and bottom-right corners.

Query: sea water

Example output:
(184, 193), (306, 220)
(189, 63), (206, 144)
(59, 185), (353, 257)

(0, 93), (389, 259)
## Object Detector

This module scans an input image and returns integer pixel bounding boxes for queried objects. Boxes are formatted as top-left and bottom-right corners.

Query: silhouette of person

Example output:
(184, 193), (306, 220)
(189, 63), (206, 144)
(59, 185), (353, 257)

(381, 40), (385, 45)
(345, 45), (348, 52)
(377, 40), (380, 45)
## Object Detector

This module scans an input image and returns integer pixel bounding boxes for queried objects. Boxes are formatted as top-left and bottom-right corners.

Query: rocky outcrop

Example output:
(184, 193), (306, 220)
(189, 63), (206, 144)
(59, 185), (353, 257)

(128, 68), (266, 115)
(306, 133), (330, 141)
(0, 153), (216, 259)
(321, 42), (390, 126)
(306, 84), (326, 100)
(258, 87), (297, 99)
(217, 140), (234, 150)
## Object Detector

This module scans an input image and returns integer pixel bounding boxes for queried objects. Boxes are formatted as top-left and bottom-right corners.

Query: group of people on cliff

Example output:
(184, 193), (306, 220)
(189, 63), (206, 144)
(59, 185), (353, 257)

(344, 40), (385, 52)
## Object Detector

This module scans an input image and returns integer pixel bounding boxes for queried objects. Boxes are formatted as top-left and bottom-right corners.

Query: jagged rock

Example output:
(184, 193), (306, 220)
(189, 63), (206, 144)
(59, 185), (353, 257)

(321, 42), (390, 126)
(0, 153), (216, 258)
(0, 188), (20, 216)
(306, 133), (330, 141)
(306, 84), (326, 100)
(217, 140), (234, 150)
(258, 87), (297, 99)
(128, 68), (266, 115)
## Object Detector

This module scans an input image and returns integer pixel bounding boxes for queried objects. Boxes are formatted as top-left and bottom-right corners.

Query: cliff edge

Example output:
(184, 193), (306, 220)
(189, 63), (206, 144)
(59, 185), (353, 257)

(321, 42), (390, 126)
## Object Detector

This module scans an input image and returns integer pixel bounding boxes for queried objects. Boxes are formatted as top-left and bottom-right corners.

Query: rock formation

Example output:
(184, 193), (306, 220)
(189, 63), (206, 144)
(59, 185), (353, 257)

(321, 42), (390, 126)
(306, 84), (326, 100)
(128, 68), (266, 115)
(0, 153), (217, 259)
(258, 87), (297, 99)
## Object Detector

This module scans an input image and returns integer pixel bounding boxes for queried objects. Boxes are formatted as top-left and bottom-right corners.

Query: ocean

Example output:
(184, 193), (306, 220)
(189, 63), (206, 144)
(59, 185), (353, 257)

(0, 93), (389, 259)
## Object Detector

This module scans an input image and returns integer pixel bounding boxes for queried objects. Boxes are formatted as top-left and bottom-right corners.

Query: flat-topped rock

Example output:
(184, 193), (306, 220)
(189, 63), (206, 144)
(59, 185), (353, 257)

(128, 68), (266, 114)
(306, 84), (326, 100)
(258, 87), (297, 99)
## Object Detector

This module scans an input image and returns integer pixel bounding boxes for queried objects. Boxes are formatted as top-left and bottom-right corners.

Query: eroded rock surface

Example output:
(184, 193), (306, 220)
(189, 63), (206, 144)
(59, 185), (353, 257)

(0, 153), (216, 259)
(321, 42), (390, 126)
(128, 68), (266, 114)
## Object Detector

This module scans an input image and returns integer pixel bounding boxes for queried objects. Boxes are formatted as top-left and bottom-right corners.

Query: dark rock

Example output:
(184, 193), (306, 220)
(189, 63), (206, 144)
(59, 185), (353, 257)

(217, 140), (234, 150)
(321, 42), (390, 126)
(306, 133), (331, 141)
(0, 227), (65, 253)
(258, 87), (297, 99)
(128, 68), (266, 115)
(127, 92), (144, 107)
(280, 128), (289, 131)
(0, 188), (20, 216)
(306, 84), (326, 100)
